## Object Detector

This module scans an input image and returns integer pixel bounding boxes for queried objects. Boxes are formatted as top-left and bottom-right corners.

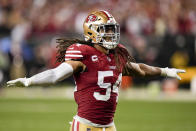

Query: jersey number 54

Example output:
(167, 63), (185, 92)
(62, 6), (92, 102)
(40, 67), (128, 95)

(93, 71), (122, 101)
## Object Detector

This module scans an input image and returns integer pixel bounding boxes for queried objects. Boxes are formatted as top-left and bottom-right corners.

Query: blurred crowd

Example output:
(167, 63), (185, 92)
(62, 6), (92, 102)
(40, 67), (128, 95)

(0, 0), (195, 87)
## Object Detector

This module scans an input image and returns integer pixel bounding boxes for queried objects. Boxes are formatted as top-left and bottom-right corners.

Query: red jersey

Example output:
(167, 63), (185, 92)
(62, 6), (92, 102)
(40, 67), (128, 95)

(65, 43), (124, 125)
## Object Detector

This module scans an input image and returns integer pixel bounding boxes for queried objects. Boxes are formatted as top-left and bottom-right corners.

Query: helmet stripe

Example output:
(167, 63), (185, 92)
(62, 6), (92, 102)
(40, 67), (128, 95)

(100, 10), (110, 20)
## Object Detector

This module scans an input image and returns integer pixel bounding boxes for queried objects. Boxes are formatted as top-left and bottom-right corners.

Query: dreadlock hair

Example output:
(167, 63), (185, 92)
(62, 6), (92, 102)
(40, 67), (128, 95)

(56, 38), (135, 73)
(113, 45), (136, 74)
(56, 38), (92, 63)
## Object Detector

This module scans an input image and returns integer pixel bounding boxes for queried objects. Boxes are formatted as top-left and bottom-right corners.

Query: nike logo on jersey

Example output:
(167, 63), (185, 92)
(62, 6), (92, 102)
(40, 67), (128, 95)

(109, 66), (116, 70)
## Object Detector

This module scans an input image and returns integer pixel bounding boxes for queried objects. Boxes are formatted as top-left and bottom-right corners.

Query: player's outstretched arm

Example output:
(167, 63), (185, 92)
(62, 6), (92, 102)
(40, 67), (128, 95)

(7, 61), (86, 87)
(126, 62), (185, 80)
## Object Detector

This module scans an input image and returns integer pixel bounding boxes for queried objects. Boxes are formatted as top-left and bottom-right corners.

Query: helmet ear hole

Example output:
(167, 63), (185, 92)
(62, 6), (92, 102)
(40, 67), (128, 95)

(89, 24), (92, 29)
(97, 27), (100, 32)
(88, 32), (92, 35)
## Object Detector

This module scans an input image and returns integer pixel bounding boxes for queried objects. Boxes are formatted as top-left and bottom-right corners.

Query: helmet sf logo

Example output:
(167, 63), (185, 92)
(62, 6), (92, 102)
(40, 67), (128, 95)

(86, 14), (97, 23)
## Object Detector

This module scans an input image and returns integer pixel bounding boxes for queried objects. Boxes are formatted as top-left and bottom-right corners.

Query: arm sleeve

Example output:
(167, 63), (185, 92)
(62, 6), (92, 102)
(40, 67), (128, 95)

(27, 62), (73, 86)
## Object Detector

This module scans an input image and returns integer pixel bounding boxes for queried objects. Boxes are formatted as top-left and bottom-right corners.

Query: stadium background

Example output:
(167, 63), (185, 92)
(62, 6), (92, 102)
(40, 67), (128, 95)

(0, 0), (196, 131)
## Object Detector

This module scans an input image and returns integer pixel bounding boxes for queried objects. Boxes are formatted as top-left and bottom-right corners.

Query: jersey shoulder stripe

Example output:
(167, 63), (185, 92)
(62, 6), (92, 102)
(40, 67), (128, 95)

(66, 50), (81, 53)
(65, 44), (84, 61)
(65, 54), (83, 57)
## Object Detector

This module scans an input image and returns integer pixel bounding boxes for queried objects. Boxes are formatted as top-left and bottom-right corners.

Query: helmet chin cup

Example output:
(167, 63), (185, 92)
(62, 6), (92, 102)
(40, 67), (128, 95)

(102, 41), (118, 50)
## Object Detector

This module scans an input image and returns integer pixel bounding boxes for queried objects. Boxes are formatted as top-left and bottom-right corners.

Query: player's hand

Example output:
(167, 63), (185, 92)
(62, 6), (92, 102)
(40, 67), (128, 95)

(7, 78), (29, 87)
(161, 67), (186, 80)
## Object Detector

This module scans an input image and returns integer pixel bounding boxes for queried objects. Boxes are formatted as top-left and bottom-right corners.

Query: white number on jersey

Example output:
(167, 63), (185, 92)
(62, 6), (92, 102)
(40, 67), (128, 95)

(93, 71), (122, 101)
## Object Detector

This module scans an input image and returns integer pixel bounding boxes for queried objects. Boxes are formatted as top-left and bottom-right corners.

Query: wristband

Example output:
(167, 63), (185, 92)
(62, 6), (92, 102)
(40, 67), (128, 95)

(160, 67), (168, 76)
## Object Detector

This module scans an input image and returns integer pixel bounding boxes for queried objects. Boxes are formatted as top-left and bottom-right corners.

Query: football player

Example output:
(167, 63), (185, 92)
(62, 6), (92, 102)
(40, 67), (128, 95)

(7, 10), (185, 131)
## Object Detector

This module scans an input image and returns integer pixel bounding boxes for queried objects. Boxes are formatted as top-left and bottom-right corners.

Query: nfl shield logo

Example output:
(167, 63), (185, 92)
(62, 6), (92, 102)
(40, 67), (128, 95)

(87, 128), (91, 131)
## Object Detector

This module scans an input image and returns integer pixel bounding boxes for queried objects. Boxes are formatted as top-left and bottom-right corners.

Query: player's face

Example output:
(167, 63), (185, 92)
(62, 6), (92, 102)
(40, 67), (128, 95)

(96, 24), (120, 49)
(100, 25), (116, 42)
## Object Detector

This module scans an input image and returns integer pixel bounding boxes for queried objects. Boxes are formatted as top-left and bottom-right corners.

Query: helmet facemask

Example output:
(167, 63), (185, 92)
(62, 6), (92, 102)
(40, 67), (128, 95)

(96, 24), (120, 49)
